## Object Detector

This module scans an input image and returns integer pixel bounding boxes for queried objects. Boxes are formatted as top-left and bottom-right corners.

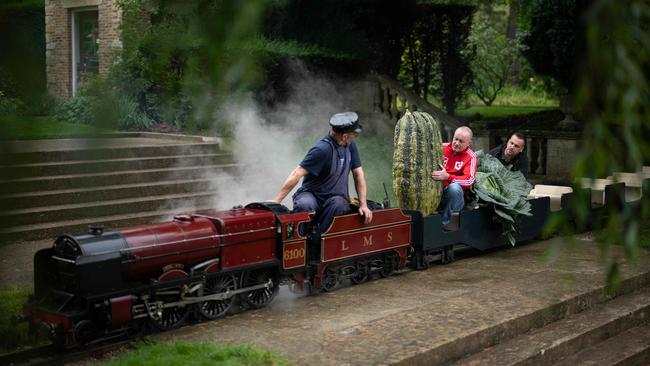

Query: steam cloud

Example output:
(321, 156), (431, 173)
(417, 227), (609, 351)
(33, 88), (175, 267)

(165, 61), (385, 213)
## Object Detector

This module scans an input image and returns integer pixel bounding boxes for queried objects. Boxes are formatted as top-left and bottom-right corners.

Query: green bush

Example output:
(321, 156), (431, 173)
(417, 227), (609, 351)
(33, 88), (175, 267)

(0, 92), (24, 117)
(97, 94), (152, 130)
(54, 94), (152, 130)
(54, 96), (96, 124)
(0, 288), (32, 351)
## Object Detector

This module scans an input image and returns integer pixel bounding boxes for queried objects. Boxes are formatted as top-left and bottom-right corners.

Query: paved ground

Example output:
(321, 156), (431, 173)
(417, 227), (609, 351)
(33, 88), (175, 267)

(3, 231), (649, 365)
(65, 235), (650, 366)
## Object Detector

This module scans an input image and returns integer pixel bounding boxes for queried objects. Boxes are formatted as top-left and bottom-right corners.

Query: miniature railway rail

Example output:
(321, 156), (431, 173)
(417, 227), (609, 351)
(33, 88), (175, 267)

(0, 339), (133, 366)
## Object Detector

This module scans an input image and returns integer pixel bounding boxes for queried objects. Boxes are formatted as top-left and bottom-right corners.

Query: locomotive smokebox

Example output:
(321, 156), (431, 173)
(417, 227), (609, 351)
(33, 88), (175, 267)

(53, 230), (127, 294)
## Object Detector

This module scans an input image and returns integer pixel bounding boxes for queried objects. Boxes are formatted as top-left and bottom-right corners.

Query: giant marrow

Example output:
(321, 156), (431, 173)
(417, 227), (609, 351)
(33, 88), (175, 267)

(392, 111), (444, 214)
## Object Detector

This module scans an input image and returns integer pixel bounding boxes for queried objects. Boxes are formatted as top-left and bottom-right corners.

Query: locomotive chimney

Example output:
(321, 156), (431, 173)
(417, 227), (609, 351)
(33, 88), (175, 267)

(88, 225), (104, 235)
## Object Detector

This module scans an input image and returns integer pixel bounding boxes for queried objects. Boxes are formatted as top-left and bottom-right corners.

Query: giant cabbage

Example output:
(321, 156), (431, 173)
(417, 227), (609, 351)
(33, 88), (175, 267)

(472, 150), (532, 245)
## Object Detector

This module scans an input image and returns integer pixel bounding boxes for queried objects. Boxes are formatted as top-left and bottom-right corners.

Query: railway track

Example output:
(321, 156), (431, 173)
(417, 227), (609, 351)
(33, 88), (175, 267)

(0, 338), (134, 366)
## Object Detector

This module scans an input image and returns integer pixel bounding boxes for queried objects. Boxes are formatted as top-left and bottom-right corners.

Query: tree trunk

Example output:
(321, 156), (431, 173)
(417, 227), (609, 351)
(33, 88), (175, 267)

(506, 0), (521, 84)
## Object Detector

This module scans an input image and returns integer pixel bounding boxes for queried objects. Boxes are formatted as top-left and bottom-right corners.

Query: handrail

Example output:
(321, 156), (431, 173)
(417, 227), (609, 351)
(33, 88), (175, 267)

(371, 73), (463, 139)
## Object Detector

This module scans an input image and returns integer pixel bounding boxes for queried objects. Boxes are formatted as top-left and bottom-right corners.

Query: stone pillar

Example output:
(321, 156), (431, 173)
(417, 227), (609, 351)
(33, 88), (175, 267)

(45, 0), (72, 98)
(98, 0), (122, 78)
(546, 138), (578, 179)
(45, 0), (122, 99)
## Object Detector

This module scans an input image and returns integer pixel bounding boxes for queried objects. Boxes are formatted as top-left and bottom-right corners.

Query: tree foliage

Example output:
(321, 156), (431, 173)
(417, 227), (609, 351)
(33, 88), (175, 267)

(400, 3), (476, 115)
(521, 0), (579, 90)
(464, 9), (526, 105)
(0, 0), (45, 112)
(261, 0), (416, 93)
(107, 0), (266, 131)
(548, 0), (650, 289)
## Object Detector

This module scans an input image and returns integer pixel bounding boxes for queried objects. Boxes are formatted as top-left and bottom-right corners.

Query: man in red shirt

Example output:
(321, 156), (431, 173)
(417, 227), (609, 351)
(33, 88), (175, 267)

(431, 126), (477, 227)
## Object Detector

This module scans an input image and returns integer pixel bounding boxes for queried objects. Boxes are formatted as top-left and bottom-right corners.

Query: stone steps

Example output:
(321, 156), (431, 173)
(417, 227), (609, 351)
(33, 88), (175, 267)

(0, 138), (241, 243)
(0, 190), (222, 228)
(0, 163), (241, 194)
(0, 153), (232, 179)
(0, 178), (216, 209)
(554, 324), (650, 366)
(0, 142), (220, 164)
(448, 285), (650, 366)
(0, 205), (217, 242)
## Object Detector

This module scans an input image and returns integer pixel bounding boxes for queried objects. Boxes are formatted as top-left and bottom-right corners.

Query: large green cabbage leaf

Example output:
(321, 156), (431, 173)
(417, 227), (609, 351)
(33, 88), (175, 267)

(473, 150), (533, 245)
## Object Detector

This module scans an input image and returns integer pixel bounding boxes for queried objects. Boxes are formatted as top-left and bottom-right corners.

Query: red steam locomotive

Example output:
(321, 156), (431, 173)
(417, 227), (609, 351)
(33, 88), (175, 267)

(23, 180), (634, 348)
(24, 202), (414, 347)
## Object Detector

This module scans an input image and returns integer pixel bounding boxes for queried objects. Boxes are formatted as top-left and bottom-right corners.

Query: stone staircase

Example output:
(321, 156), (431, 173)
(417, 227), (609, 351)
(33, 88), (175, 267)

(0, 138), (240, 243)
(445, 276), (650, 366)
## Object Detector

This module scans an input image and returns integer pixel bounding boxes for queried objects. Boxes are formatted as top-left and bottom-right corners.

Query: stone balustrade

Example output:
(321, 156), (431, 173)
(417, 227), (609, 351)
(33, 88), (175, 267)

(473, 128), (581, 182)
(370, 74), (462, 140)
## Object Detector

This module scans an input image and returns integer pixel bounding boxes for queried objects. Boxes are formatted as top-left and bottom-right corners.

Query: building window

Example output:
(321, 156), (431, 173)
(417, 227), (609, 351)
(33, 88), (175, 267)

(71, 8), (99, 96)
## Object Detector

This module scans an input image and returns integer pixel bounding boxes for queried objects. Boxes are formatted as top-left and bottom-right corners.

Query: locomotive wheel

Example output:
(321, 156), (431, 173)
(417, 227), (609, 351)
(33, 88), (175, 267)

(150, 290), (190, 331)
(350, 261), (369, 284)
(73, 319), (97, 345)
(240, 269), (279, 309)
(198, 274), (237, 320)
(322, 266), (340, 291)
(322, 273), (339, 291)
(379, 253), (396, 278)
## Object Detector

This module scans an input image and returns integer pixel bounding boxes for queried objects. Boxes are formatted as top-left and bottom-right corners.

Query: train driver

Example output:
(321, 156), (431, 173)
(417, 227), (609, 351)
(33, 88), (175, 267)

(272, 112), (373, 233)
(431, 126), (477, 228)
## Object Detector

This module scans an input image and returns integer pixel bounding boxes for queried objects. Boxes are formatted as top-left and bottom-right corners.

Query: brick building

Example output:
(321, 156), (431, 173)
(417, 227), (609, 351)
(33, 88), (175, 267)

(45, 0), (122, 98)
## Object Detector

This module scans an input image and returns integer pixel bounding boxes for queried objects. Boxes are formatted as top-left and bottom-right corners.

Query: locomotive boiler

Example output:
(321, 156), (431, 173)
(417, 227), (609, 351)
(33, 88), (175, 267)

(23, 202), (412, 347)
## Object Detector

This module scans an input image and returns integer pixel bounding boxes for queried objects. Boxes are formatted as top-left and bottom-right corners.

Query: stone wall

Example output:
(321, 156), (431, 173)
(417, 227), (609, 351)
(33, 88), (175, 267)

(473, 128), (581, 182)
(98, 0), (122, 78)
(45, 0), (72, 97)
(45, 0), (122, 98)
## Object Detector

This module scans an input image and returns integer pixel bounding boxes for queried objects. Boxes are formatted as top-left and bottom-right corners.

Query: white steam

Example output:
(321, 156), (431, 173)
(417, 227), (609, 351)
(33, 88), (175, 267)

(163, 61), (390, 213)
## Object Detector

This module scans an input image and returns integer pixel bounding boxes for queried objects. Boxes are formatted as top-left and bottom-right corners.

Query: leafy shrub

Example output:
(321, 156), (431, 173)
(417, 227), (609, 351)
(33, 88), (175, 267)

(0, 91), (24, 117)
(100, 94), (152, 130)
(54, 94), (152, 130)
(54, 96), (96, 124)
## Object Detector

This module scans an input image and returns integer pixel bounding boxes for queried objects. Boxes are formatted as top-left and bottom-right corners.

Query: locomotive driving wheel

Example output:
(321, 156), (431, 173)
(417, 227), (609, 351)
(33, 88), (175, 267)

(149, 289), (190, 331)
(239, 268), (279, 309)
(198, 274), (237, 320)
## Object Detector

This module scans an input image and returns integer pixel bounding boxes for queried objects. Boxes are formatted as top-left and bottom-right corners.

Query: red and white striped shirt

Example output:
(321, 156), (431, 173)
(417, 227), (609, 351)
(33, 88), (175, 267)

(442, 142), (477, 191)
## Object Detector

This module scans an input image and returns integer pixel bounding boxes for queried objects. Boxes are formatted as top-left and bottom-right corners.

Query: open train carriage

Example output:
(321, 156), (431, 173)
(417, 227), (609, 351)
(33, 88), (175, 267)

(405, 195), (552, 267)
(302, 208), (412, 291)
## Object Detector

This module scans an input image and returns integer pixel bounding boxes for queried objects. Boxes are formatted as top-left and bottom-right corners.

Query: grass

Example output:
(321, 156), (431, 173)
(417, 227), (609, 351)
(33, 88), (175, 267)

(0, 288), (33, 352)
(0, 115), (111, 140)
(100, 341), (288, 366)
(455, 104), (558, 119)
(464, 84), (559, 107)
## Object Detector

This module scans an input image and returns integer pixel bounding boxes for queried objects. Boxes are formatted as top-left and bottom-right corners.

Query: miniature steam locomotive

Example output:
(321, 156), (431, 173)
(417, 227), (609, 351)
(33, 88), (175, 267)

(22, 181), (635, 348)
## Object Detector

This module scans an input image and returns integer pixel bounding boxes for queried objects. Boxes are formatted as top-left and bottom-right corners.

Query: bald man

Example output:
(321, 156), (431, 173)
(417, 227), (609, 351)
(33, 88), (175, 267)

(431, 126), (477, 227)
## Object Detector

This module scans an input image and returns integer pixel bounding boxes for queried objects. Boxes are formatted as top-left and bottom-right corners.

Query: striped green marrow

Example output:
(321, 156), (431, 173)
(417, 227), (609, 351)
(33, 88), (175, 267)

(392, 111), (444, 214)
